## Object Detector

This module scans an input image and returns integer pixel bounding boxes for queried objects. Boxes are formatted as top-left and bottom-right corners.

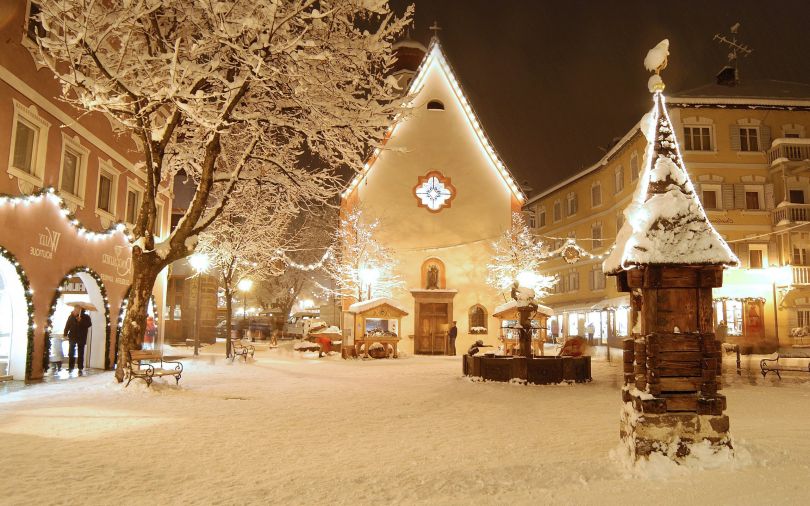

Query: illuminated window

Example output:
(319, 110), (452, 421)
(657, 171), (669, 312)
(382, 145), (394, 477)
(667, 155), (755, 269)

(413, 171), (455, 212)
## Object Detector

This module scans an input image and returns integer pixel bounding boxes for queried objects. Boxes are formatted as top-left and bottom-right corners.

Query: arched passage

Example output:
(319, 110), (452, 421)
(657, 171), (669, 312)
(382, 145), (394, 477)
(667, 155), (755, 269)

(0, 248), (33, 381)
(45, 267), (110, 374)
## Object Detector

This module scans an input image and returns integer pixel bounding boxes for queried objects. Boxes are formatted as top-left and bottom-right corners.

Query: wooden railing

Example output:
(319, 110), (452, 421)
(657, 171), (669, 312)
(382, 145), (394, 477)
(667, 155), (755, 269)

(768, 141), (810, 165)
(772, 203), (810, 225)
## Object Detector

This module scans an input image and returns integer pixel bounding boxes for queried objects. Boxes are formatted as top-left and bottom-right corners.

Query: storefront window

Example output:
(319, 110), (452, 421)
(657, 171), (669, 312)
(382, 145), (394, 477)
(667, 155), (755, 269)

(714, 299), (743, 336)
(616, 307), (629, 337)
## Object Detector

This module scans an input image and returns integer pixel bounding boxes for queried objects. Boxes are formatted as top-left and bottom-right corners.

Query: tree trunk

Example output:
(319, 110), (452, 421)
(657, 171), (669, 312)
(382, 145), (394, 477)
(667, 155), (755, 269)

(225, 285), (233, 358)
(115, 252), (161, 382)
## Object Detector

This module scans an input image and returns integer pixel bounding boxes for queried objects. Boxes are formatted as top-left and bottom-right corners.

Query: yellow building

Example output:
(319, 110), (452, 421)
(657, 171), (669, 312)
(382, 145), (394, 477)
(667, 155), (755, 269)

(525, 77), (810, 352)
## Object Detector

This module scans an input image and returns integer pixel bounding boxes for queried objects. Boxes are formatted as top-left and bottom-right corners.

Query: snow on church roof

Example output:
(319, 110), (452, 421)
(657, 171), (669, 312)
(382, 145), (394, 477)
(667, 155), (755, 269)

(341, 38), (525, 203)
(603, 42), (738, 275)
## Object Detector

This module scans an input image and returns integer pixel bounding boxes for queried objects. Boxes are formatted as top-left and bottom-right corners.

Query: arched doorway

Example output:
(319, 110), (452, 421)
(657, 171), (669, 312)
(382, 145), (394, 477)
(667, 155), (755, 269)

(45, 268), (110, 375)
(0, 248), (33, 381)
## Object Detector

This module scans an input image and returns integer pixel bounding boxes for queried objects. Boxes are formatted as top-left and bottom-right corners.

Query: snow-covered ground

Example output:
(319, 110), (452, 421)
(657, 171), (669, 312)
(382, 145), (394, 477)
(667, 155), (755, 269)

(1, 343), (808, 505)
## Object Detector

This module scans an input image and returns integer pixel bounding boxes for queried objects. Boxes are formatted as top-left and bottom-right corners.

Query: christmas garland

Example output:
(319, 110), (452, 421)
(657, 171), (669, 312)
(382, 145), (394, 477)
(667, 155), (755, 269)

(0, 186), (129, 240)
(0, 246), (35, 380)
(43, 267), (112, 373)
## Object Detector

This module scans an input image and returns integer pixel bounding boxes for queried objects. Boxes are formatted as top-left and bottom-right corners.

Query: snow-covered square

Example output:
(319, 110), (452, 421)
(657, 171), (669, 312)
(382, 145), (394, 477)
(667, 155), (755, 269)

(1, 345), (808, 505)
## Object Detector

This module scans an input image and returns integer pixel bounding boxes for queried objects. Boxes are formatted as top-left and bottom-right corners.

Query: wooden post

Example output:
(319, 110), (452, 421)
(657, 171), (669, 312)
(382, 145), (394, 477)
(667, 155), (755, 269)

(518, 305), (533, 359)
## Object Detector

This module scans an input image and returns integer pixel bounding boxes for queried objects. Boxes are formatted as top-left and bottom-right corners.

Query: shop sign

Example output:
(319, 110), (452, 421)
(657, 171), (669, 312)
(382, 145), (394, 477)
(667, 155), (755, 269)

(102, 245), (132, 277)
(29, 227), (61, 260)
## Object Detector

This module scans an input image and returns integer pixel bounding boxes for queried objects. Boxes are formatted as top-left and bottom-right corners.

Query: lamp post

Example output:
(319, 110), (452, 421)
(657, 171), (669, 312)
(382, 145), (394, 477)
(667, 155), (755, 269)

(188, 253), (210, 357)
(359, 267), (379, 301)
(238, 278), (254, 338)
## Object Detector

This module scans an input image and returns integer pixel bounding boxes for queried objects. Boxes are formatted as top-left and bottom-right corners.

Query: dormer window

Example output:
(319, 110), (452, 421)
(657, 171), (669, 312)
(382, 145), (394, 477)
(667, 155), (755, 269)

(427, 100), (445, 111)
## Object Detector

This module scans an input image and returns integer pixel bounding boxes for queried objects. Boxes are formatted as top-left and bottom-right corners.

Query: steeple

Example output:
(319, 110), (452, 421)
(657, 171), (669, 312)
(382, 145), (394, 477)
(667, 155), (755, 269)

(603, 40), (738, 274)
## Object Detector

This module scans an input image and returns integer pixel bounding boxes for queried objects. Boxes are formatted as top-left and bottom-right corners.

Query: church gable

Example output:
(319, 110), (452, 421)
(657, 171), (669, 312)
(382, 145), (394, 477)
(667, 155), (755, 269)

(343, 40), (524, 207)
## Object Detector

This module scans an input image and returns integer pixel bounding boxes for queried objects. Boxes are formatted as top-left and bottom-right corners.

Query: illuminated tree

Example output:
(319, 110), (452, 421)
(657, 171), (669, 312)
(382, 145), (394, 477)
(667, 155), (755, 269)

(322, 208), (402, 302)
(487, 212), (555, 296)
(35, 1), (412, 380)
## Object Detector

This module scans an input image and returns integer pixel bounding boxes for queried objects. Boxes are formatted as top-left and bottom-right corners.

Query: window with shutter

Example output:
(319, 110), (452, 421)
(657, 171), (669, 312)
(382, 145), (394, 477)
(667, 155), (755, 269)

(739, 127), (759, 151)
(733, 184), (746, 209)
(630, 153), (639, 182)
(614, 166), (624, 193)
(592, 223), (602, 248)
(702, 190), (718, 209)
(745, 192), (760, 210)
(98, 173), (113, 212)
(793, 248), (809, 266)
(722, 184), (735, 209)
(538, 208), (546, 227)
(789, 189), (805, 204)
(553, 202), (561, 222)
(591, 184), (602, 207)
(126, 189), (140, 224)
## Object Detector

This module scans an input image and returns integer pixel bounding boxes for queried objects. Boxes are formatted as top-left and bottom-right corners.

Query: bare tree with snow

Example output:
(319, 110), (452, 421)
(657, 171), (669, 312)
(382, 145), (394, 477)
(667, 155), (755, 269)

(35, 0), (413, 380)
(486, 212), (555, 297)
(322, 207), (402, 303)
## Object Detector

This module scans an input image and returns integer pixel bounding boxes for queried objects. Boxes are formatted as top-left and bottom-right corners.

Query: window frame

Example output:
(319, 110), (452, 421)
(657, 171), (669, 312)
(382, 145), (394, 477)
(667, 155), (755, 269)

(738, 126), (760, 152)
(591, 222), (602, 249)
(125, 180), (144, 226)
(537, 206), (546, 228)
(747, 244), (768, 269)
(614, 165), (624, 193)
(788, 188), (806, 204)
(701, 183), (721, 210)
(566, 192), (578, 216)
(744, 185), (764, 211)
(630, 152), (639, 182)
(468, 304), (488, 334)
(57, 133), (90, 207)
(591, 182), (602, 208)
(553, 200), (562, 223)
(682, 118), (715, 152)
(8, 99), (51, 187)
(95, 159), (120, 219)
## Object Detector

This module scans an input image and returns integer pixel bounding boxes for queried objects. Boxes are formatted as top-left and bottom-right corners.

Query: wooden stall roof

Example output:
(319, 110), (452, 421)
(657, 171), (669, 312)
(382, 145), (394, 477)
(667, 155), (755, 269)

(492, 300), (553, 320)
(348, 297), (409, 317)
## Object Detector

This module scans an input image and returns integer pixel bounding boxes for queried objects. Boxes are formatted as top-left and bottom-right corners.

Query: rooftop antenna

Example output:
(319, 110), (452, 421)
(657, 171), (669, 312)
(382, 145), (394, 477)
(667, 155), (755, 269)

(713, 22), (753, 70)
(429, 20), (442, 41)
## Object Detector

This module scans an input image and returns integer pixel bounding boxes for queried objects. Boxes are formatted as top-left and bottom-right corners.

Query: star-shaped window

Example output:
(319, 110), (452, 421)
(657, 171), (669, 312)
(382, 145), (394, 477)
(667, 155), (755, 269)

(414, 171), (456, 212)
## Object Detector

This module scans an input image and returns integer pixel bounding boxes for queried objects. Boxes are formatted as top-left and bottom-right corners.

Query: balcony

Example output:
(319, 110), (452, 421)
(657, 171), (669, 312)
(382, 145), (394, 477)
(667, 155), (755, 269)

(768, 138), (810, 166)
(772, 203), (810, 226)
(791, 266), (810, 285)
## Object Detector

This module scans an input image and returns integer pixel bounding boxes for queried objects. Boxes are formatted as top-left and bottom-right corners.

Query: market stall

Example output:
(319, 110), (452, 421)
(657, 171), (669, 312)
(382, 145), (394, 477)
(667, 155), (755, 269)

(348, 298), (408, 359)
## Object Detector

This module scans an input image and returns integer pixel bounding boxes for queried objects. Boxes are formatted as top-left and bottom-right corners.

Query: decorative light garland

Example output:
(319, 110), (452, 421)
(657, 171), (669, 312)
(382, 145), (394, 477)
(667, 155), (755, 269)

(0, 245), (35, 380)
(0, 187), (130, 242)
(43, 267), (112, 373)
(280, 248), (332, 271)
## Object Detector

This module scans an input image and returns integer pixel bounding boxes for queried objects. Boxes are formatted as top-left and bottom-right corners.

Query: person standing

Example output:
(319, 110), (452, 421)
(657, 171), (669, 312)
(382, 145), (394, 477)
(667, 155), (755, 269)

(64, 307), (92, 374)
(448, 321), (458, 356)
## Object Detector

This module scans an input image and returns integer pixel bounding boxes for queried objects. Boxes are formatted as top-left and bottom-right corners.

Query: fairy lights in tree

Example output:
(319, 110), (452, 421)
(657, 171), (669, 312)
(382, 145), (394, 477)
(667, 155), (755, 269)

(487, 212), (556, 295)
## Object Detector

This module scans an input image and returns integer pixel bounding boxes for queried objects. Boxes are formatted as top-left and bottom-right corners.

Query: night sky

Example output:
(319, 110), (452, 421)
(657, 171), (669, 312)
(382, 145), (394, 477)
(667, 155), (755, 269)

(389, 0), (810, 193)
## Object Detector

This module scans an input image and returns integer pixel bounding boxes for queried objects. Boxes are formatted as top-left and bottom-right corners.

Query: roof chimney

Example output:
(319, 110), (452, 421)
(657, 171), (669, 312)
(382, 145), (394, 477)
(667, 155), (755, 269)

(716, 65), (738, 86)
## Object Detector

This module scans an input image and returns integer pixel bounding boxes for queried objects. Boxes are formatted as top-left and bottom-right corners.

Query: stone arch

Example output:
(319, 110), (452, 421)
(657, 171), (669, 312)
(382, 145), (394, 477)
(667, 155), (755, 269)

(0, 246), (34, 380)
(421, 257), (446, 289)
(44, 267), (111, 372)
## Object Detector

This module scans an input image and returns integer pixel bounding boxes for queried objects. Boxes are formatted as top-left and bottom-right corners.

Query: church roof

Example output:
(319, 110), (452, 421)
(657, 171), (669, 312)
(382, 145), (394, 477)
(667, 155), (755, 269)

(602, 91), (739, 274)
(342, 39), (525, 203)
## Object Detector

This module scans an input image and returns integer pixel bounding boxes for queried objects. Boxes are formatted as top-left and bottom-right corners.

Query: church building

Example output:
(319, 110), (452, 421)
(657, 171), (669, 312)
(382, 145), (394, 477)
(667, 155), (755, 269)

(341, 37), (526, 355)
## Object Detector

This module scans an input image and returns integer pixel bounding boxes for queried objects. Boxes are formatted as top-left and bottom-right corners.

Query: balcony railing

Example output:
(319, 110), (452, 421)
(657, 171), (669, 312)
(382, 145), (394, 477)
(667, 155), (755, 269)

(768, 139), (810, 165)
(772, 203), (810, 225)
(792, 266), (810, 285)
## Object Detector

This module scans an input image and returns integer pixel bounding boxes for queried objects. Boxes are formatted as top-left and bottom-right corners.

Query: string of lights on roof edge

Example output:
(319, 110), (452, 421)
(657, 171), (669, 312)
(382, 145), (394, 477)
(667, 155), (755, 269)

(341, 38), (525, 203)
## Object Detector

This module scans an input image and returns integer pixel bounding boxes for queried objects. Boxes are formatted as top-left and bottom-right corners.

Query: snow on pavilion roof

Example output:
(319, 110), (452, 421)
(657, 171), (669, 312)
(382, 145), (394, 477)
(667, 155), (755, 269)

(348, 297), (409, 316)
(602, 91), (739, 275)
(341, 38), (525, 203)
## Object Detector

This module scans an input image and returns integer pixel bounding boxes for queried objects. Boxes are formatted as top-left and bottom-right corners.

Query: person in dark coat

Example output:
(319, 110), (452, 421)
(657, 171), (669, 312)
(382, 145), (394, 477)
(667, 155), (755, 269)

(64, 307), (92, 373)
(448, 321), (458, 356)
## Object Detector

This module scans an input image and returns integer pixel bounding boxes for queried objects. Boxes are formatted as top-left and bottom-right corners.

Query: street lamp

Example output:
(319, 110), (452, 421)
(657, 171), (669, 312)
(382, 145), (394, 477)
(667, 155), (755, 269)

(189, 253), (209, 357)
(238, 278), (254, 338)
(359, 267), (379, 301)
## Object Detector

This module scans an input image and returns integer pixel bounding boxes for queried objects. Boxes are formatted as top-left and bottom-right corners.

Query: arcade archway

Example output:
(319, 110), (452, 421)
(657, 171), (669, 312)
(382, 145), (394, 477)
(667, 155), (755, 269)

(0, 248), (33, 381)
(45, 268), (110, 375)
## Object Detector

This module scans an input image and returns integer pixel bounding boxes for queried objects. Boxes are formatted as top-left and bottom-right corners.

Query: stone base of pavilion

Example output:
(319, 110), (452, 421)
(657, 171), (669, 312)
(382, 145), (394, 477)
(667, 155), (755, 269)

(463, 355), (591, 384)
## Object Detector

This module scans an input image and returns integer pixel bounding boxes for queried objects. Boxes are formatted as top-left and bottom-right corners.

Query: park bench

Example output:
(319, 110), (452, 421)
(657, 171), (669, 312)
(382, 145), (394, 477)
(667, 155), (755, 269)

(231, 338), (255, 362)
(760, 348), (810, 379)
(126, 349), (183, 387)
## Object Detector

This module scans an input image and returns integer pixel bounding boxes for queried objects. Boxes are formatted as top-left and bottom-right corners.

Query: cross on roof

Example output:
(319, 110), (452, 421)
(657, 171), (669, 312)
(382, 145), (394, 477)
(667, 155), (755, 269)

(429, 21), (442, 39)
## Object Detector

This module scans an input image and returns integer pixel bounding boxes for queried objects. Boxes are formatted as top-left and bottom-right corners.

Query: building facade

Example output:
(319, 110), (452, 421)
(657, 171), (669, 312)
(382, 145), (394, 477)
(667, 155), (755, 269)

(341, 38), (524, 356)
(525, 77), (810, 352)
(0, 2), (171, 380)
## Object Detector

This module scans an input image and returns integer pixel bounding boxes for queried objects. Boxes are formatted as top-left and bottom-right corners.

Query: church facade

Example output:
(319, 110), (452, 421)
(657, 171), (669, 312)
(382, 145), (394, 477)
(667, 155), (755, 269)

(341, 39), (525, 355)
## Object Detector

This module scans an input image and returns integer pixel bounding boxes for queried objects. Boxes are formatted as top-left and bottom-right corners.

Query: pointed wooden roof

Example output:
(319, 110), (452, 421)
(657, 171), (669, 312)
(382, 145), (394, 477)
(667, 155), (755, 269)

(603, 90), (739, 274)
